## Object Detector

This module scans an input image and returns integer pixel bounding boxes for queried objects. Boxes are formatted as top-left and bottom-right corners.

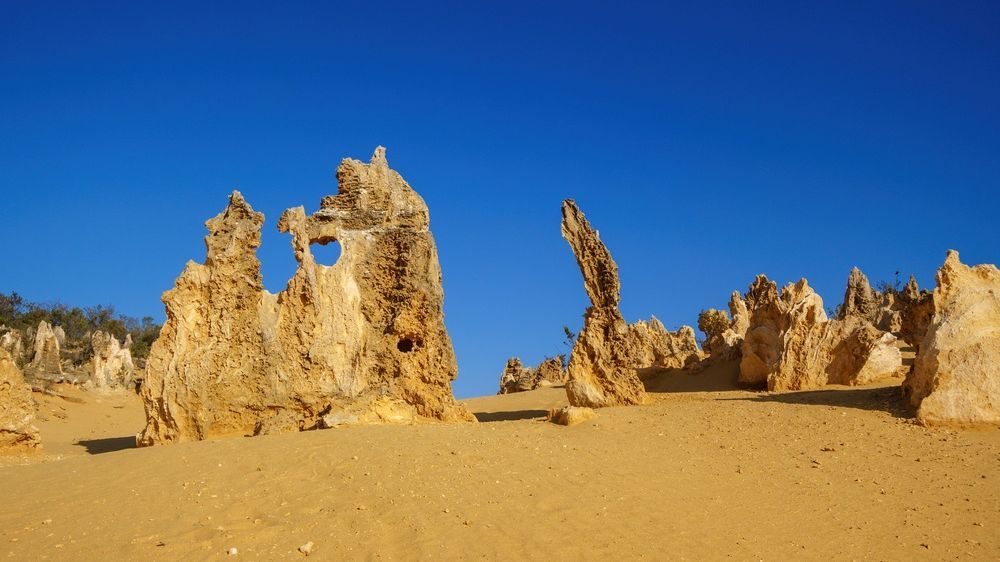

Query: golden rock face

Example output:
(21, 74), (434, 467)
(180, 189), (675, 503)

(560, 200), (700, 408)
(0, 348), (41, 454)
(905, 251), (1000, 427)
(138, 148), (472, 446)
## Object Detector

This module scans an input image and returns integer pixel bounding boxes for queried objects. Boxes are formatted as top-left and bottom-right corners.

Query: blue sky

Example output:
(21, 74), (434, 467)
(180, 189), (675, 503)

(1, 1), (997, 397)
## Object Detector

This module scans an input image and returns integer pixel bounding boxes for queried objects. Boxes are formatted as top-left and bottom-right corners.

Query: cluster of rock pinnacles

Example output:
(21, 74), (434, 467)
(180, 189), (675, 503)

(2, 147), (998, 454)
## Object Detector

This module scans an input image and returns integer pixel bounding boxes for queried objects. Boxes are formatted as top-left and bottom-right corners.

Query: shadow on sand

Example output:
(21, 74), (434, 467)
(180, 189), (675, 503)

(719, 384), (914, 418)
(473, 409), (550, 422)
(77, 436), (137, 455)
(640, 358), (743, 393)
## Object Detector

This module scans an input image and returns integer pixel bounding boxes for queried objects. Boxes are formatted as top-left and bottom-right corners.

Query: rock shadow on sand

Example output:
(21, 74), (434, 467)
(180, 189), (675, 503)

(77, 436), (136, 455)
(721, 384), (914, 418)
(640, 358), (743, 394)
(473, 410), (550, 422)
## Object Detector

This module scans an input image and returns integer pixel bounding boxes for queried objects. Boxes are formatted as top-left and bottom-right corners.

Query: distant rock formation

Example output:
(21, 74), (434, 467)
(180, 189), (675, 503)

(560, 200), (699, 407)
(139, 148), (473, 445)
(0, 348), (41, 454)
(0, 328), (25, 365)
(740, 276), (903, 390)
(91, 331), (135, 389)
(898, 276), (935, 349)
(904, 251), (1000, 426)
(53, 326), (66, 346)
(26, 321), (62, 376)
(698, 294), (748, 360)
(630, 318), (701, 370)
(498, 356), (566, 394)
(839, 267), (880, 324)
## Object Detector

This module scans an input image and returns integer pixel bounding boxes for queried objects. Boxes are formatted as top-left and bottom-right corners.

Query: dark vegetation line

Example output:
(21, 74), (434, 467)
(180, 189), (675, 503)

(0, 292), (161, 360)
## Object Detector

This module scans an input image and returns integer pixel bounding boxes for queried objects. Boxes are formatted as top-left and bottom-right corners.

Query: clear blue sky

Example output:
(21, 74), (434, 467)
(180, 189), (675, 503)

(1, 1), (997, 398)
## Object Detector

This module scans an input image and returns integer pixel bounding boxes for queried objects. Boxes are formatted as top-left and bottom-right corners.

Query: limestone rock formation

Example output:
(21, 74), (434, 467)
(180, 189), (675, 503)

(0, 349), (41, 454)
(533, 356), (566, 386)
(548, 405), (598, 426)
(837, 268), (911, 333)
(139, 148), (473, 445)
(629, 318), (701, 370)
(53, 326), (66, 346)
(904, 251), (1000, 426)
(898, 276), (935, 349)
(561, 200), (699, 407)
(0, 328), (25, 365)
(90, 331), (135, 389)
(739, 277), (903, 390)
(26, 321), (62, 376)
(729, 291), (751, 338)
(698, 309), (731, 355)
(497, 356), (566, 394)
(839, 267), (880, 323)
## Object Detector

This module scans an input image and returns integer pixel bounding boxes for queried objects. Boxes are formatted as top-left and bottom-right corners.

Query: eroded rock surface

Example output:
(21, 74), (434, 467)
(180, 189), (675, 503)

(904, 251), (1000, 426)
(898, 276), (935, 349)
(26, 321), (62, 377)
(561, 200), (698, 407)
(699, 293), (749, 360)
(0, 349), (41, 454)
(91, 331), (135, 389)
(0, 328), (25, 365)
(839, 267), (880, 324)
(740, 277), (903, 390)
(548, 405), (598, 426)
(498, 356), (566, 394)
(139, 148), (472, 445)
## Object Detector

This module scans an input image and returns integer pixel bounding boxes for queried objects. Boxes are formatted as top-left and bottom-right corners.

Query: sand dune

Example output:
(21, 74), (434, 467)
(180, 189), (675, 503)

(1, 368), (997, 561)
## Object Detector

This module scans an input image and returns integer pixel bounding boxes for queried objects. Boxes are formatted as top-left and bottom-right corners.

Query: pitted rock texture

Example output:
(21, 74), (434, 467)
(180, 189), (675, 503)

(139, 148), (472, 445)
(0, 328), (25, 365)
(839, 267), (880, 323)
(904, 251), (1000, 426)
(91, 331), (135, 389)
(561, 200), (699, 407)
(898, 276), (935, 349)
(548, 406), (598, 426)
(497, 356), (566, 394)
(740, 277), (903, 391)
(0, 348), (41, 454)
(699, 292), (750, 360)
(629, 319), (702, 370)
(26, 321), (62, 376)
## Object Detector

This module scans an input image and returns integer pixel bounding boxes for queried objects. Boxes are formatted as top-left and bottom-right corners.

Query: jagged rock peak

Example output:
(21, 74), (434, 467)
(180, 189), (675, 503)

(561, 199), (620, 310)
(840, 267), (879, 322)
(905, 250), (1000, 426)
(138, 148), (473, 446)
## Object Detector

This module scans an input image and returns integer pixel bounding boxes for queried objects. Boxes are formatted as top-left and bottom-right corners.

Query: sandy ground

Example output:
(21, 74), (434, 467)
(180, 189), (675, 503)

(1, 362), (998, 561)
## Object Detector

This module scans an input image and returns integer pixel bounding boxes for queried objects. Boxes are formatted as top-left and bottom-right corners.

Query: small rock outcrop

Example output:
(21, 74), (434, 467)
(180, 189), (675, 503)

(26, 321), (62, 376)
(904, 251), (1000, 426)
(698, 297), (748, 360)
(139, 148), (473, 445)
(898, 276), (935, 349)
(497, 356), (566, 394)
(698, 308), (731, 355)
(0, 349), (41, 454)
(0, 328), (25, 365)
(548, 405), (598, 426)
(91, 331), (135, 389)
(561, 200), (699, 407)
(740, 276), (903, 390)
(839, 267), (880, 323)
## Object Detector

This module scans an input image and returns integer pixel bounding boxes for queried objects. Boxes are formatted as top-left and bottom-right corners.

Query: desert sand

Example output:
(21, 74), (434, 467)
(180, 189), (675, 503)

(1, 361), (997, 561)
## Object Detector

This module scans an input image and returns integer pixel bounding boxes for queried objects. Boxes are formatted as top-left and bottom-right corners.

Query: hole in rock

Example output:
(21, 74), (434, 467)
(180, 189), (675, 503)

(312, 239), (342, 266)
(397, 338), (416, 353)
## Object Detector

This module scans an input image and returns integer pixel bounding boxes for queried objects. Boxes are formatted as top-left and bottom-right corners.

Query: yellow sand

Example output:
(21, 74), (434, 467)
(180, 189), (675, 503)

(1, 363), (997, 560)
